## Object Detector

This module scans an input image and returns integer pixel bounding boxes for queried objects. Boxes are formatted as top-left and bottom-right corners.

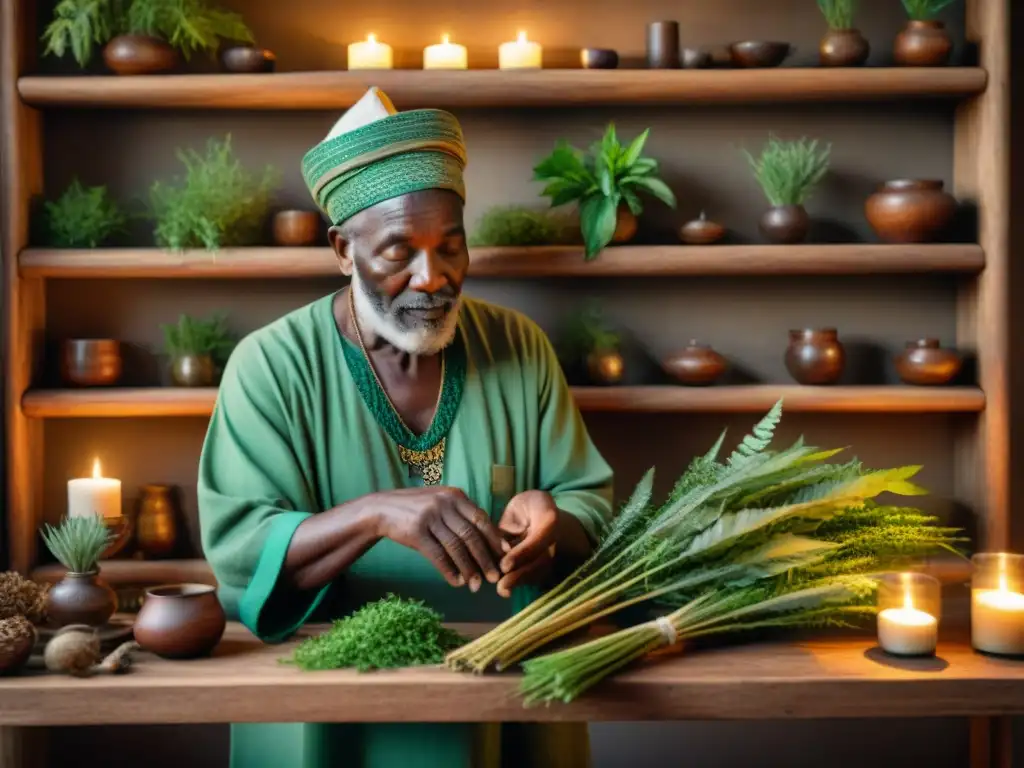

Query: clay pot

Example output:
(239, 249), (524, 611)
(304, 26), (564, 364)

(171, 354), (216, 387)
(760, 205), (810, 244)
(613, 207), (638, 243)
(60, 339), (122, 387)
(663, 341), (727, 386)
(46, 571), (118, 628)
(895, 339), (963, 386)
(865, 179), (957, 243)
(785, 328), (845, 385)
(580, 48), (619, 69)
(221, 46), (276, 73)
(728, 41), (792, 68)
(134, 584), (226, 659)
(103, 35), (178, 75)
(820, 29), (870, 67)
(894, 20), (953, 67)
(681, 48), (712, 69)
(680, 211), (726, 245)
(136, 485), (180, 558)
(586, 349), (625, 385)
(272, 210), (321, 246)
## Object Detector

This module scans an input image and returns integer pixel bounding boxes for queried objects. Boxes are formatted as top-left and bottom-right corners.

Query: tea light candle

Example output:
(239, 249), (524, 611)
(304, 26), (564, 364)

(348, 34), (393, 70)
(67, 458), (121, 520)
(876, 571), (939, 657)
(499, 31), (542, 69)
(423, 35), (468, 70)
(972, 553), (1024, 655)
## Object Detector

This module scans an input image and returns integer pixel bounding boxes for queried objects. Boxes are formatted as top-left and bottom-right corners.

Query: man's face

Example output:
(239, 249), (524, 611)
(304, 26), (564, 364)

(329, 189), (469, 355)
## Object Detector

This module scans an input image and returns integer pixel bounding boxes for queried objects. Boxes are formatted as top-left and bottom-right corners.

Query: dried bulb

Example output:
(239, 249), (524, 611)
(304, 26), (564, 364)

(0, 571), (49, 624)
(0, 615), (37, 674)
(44, 626), (101, 677)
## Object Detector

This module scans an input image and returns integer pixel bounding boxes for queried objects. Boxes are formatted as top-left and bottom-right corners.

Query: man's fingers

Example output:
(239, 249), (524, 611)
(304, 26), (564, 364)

(442, 508), (500, 584)
(429, 519), (483, 591)
(500, 526), (554, 574)
(418, 534), (463, 588)
(497, 558), (551, 598)
(451, 497), (507, 558)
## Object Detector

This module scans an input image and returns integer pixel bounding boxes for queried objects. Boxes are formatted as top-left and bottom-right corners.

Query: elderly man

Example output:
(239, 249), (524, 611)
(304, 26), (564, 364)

(197, 87), (614, 768)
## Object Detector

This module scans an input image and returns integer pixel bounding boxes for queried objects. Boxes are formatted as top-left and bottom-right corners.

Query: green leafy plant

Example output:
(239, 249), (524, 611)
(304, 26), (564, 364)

(41, 0), (123, 68)
(901, 0), (958, 20)
(41, 179), (130, 248)
(286, 595), (465, 672)
(744, 135), (831, 208)
(533, 123), (677, 260)
(161, 312), (236, 362)
(817, 0), (857, 29)
(149, 134), (278, 251)
(467, 206), (576, 247)
(41, 516), (113, 574)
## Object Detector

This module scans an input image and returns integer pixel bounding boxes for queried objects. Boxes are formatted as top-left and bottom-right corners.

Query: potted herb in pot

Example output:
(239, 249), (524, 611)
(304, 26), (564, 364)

(41, 516), (117, 628)
(817, 0), (870, 67)
(161, 312), (236, 387)
(559, 302), (624, 386)
(744, 135), (831, 245)
(39, 179), (130, 248)
(895, 0), (957, 66)
(533, 123), (677, 261)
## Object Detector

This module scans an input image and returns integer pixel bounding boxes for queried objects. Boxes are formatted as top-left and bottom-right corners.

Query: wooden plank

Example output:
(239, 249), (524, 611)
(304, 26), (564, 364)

(31, 558), (216, 586)
(1, 623), (1024, 725)
(18, 245), (987, 279)
(16, 68), (988, 110)
(19, 385), (986, 419)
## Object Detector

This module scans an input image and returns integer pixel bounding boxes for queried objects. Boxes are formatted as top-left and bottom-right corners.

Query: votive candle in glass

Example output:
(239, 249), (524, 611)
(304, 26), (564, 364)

(67, 457), (122, 520)
(971, 552), (1024, 656)
(423, 35), (468, 70)
(876, 572), (940, 657)
(348, 34), (393, 70)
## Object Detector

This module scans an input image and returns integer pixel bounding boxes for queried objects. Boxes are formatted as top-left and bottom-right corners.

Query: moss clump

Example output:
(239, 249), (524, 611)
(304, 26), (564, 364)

(468, 206), (576, 247)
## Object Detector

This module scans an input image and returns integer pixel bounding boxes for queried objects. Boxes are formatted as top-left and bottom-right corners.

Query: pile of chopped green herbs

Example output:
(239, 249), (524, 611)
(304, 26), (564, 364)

(287, 595), (465, 672)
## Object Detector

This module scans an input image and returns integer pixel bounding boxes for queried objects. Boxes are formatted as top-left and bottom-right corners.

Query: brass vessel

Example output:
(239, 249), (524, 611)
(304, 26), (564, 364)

(136, 485), (180, 558)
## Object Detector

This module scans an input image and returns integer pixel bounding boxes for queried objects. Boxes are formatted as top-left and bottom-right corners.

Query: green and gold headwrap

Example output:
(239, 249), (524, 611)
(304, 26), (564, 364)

(301, 103), (467, 226)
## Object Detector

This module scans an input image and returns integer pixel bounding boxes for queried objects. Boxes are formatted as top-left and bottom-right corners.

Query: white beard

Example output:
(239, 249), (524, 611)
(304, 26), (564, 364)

(350, 271), (461, 356)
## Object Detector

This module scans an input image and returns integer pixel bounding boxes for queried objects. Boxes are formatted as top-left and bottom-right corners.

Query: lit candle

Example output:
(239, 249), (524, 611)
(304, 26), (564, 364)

(499, 31), (542, 70)
(423, 34), (468, 70)
(972, 554), (1024, 655)
(348, 34), (393, 70)
(877, 577), (938, 656)
(67, 458), (121, 520)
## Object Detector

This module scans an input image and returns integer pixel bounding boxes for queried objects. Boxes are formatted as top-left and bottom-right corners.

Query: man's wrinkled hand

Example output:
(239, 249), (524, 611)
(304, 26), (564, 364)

(495, 490), (560, 597)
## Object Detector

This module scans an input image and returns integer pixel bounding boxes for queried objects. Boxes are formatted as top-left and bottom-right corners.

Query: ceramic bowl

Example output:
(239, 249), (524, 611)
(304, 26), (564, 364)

(728, 41), (792, 68)
(580, 48), (619, 69)
(60, 339), (123, 387)
(134, 583), (226, 659)
(221, 46), (276, 73)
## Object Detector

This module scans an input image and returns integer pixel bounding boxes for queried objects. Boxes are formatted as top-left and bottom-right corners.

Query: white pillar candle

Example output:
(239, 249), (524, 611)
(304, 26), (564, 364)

(67, 458), (121, 520)
(424, 35), (468, 70)
(348, 34), (393, 70)
(878, 606), (938, 656)
(499, 31), (542, 69)
(972, 570), (1024, 655)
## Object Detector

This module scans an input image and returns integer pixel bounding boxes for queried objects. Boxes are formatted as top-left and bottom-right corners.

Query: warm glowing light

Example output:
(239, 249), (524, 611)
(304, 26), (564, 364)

(499, 30), (542, 69)
(92, 458), (102, 479)
(517, 31), (528, 43)
(442, 34), (450, 45)
(367, 33), (377, 45)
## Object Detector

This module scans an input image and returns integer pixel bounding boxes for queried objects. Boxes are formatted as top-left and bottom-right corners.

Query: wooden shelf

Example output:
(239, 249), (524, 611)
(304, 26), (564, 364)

(31, 558), (215, 586)
(19, 244), (986, 279)
(16, 68), (988, 110)
(21, 385), (985, 419)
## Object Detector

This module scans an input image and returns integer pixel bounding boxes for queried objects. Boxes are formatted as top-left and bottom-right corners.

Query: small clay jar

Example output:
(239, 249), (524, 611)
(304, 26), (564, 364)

(895, 339), (963, 386)
(47, 571), (118, 628)
(663, 341), (727, 386)
(865, 179), (957, 244)
(894, 20), (953, 66)
(171, 354), (216, 387)
(760, 205), (810, 245)
(103, 34), (178, 75)
(586, 348), (625, 385)
(134, 584), (226, 659)
(680, 212), (726, 245)
(785, 328), (845, 385)
(819, 29), (870, 67)
(221, 46), (276, 73)
(272, 210), (321, 246)
(613, 206), (638, 244)
(60, 339), (122, 387)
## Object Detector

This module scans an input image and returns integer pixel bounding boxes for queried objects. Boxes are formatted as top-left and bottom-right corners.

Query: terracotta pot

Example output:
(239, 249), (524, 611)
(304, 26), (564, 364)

(613, 207), (638, 243)
(46, 571), (118, 628)
(865, 179), (957, 243)
(663, 341), (727, 386)
(134, 584), (226, 659)
(171, 354), (216, 387)
(103, 34), (178, 75)
(221, 46), (276, 73)
(894, 20), (952, 66)
(895, 338), (963, 386)
(679, 211), (726, 245)
(760, 205), (810, 244)
(681, 48), (712, 69)
(60, 339), (122, 387)
(819, 29), (870, 67)
(137, 485), (180, 558)
(272, 210), (321, 246)
(586, 349), (624, 385)
(785, 328), (845, 385)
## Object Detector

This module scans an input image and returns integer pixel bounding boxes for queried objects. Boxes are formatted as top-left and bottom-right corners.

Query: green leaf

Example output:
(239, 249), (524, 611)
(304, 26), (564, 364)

(596, 155), (613, 197)
(619, 128), (650, 171)
(533, 141), (588, 181)
(628, 157), (659, 176)
(621, 187), (643, 216)
(540, 179), (587, 208)
(622, 176), (677, 208)
(580, 194), (618, 260)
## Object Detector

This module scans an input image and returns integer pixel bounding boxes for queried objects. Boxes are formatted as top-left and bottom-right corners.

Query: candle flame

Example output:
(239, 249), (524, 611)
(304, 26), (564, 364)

(999, 552), (1011, 592)
(902, 577), (914, 611)
(517, 31), (528, 43)
(367, 33), (377, 45)
(92, 458), (102, 479)
(442, 34), (450, 45)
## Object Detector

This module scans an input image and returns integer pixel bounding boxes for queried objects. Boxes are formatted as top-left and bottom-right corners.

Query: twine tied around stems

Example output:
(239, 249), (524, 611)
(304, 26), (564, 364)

(653, 616), (677, 646)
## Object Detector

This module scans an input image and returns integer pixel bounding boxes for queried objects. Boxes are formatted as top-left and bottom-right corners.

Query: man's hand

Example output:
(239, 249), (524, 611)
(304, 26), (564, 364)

(374, 487), (506, 591)
(496, 490), (562, 598)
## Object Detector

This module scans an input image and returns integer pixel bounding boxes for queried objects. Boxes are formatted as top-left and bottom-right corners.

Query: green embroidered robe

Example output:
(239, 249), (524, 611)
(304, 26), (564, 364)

(197, 292), (614, 768)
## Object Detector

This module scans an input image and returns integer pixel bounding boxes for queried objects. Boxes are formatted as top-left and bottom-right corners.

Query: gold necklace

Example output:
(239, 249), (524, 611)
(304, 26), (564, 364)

(348, 287), (447, 485)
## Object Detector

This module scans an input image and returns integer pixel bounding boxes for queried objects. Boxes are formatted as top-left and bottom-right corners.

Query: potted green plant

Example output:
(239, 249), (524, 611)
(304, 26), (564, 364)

(559, 302), (624, 386)
(743, 135), (831, 245)
(41, 0), (254, 75)
(895, 0), (957, 66)
(161, 312), (236, 387)
(533, 123), (677, 260)
(817, 0), (869, 67)
(467, 205), (577, 248)
(41, 516), (117, 628)
(39, 179), (130, 248)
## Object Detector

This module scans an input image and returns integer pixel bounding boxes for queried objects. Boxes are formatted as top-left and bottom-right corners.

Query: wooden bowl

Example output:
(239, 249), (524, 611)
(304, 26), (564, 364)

(221, 46), (276, 73)
(663, 341), (727, 386)
(102, 34), (178, 75)
(580, 48), (619, 69)
(728, 41), (793, 68)
(60, 339), (122, 387)
(273, 210), (322, 246)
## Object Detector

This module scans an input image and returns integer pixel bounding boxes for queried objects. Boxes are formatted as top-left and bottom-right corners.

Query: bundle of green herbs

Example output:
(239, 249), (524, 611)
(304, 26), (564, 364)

(446, 400), (963, 695)
(287, 595), (465, 672)
(40, 179), (130, 248)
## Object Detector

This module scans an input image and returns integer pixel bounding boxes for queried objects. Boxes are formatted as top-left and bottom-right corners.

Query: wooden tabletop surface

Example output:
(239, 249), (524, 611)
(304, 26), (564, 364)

(2, 622), (1024, 726)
